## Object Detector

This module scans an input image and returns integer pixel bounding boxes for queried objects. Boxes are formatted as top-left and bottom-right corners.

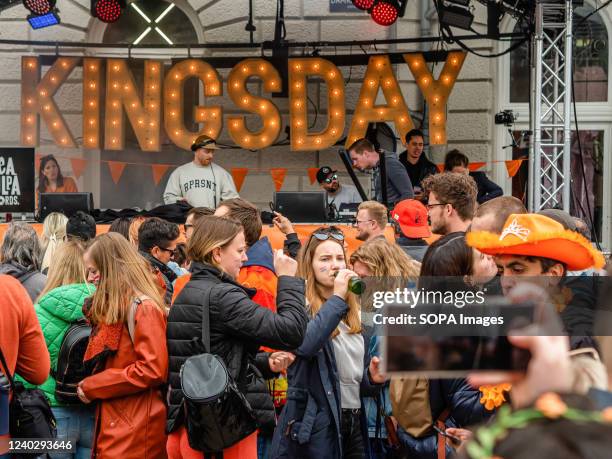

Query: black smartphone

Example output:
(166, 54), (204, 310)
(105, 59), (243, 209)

(433, 425), (462, 447)
(380, 298), (557, 378)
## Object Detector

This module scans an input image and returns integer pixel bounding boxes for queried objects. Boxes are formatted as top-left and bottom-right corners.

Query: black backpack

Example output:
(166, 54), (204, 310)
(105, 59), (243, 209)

(52, 319), (93, 404)
(0, 347), (57, 439)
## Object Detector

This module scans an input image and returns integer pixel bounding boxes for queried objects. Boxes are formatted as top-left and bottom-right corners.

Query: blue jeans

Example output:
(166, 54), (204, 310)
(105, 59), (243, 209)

(50, 406), (95, 459)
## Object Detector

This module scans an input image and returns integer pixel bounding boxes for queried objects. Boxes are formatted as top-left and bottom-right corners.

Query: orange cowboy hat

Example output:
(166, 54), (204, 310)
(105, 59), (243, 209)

(466, 213), (605, 271)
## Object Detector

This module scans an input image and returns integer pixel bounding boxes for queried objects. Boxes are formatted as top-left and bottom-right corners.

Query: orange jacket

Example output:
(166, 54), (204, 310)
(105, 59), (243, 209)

(80, 300), (168, 459)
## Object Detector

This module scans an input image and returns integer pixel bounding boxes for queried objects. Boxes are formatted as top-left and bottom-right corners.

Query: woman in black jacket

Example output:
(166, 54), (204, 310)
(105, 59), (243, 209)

(166, 216), (309, 459)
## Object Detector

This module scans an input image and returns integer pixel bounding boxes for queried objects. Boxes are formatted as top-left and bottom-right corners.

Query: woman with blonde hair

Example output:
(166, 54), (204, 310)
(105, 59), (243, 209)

(166, 216), (308, 459)
(271, 226), (385, 459)
(128, 215), (146, 248)
(349, 238), (421, 457)
(20, 239), (95, 458)
(77, 232), (168, 459)
(40, 212), (68, 273)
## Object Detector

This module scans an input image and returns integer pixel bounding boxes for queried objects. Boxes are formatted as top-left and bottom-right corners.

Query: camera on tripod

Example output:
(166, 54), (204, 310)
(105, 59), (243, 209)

(495, 110), (517, 126)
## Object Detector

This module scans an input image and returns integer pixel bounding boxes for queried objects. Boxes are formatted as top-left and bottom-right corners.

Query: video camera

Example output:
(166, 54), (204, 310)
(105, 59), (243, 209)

(495, 109), (517, 126)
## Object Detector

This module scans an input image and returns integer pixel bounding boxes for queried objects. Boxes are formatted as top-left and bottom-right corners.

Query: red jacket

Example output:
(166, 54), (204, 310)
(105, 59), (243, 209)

(81, 300), (168, 459)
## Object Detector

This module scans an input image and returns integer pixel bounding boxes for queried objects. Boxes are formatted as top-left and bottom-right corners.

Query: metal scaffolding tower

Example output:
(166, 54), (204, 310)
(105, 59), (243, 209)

(529, 0), (574, 212)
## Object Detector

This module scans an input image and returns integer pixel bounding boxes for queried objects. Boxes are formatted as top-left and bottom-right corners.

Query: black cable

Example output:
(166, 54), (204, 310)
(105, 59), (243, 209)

(574, 0), (612, 28)
(307, 94), (318, 130)
(571, 72), (602, 250)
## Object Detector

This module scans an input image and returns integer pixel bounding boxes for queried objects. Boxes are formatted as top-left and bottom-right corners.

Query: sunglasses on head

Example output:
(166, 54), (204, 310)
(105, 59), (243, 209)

(311, 226), (345, 242)
(324, 174), (338, 184)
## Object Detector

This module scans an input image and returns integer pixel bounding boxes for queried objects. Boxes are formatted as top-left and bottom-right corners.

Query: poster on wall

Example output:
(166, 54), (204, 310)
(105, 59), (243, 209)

(0, 148), (34, 213)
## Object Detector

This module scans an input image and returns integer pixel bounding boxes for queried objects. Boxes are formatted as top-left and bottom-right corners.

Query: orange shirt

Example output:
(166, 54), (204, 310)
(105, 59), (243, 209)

(41, 176), (78, 193)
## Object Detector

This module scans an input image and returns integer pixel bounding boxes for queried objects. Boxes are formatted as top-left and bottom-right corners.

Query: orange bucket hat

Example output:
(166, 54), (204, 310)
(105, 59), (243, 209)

(466, 213), (605, 271)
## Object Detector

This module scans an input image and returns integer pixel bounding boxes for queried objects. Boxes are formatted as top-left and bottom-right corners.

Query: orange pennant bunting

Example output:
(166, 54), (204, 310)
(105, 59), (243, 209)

(70, 158), (88, 180)
(505, 159), (524, 178)
(308, 167), (319, 185)
(151, 164), (170, 186)
(436, 164), (444, 173)
(231, 168), (249, 193)
(107, 161), (127, 185)
(468, 162), (486, 171)
(270, 168), (287, 192)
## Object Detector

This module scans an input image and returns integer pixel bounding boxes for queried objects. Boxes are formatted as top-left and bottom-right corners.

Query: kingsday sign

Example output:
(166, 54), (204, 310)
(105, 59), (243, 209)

(20, 52), (466, 152)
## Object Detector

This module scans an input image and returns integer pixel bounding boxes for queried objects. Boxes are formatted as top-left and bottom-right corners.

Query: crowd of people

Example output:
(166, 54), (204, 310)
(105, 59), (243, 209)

(2, 132), (612, 459)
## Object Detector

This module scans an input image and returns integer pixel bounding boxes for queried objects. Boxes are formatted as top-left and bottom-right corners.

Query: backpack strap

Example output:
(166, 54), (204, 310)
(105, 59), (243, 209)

(436, 408), (450, 459)
(0, 347), (15, 391)
(127, 295), (152, 343)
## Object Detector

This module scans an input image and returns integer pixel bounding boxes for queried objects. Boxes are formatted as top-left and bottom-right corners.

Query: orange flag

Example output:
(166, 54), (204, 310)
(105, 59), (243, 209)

(231, 168), (249, 193)
(270, 168), (287, 192)
(468, 162), (486, 171)
(151, 164), (170, 186)
(436, 164), (444, 173)
(505, 159), (524, 178)
(107, 161), (127, 184)
(70, 158), (88, 180)
(307, 167), (319, 185)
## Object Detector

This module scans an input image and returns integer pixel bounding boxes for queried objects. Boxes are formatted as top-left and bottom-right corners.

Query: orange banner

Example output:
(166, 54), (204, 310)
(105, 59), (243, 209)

(107, 161), (127, 184)
(468, 162), (486, 171)
(308, 167), (319, 185)
(270, 168), (287, 192)
(231, 167), (249, 193)
(505, 159), (524, 178)
(70, 158), (88, 180)
(151, 164), (170, 186)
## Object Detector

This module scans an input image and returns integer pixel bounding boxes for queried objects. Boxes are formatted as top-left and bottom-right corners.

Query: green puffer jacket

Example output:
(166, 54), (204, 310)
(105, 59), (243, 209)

(20, 282), (95, 406)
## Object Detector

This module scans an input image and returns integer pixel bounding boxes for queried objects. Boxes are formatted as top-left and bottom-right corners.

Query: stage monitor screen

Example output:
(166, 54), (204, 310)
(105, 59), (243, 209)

(39, 192), (94, 220)
(0, 147), (35, 213)
(274, 191), (327, 223)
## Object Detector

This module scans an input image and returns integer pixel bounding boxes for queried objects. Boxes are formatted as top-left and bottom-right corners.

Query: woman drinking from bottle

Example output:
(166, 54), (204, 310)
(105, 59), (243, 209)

(271, 226), (385, 459)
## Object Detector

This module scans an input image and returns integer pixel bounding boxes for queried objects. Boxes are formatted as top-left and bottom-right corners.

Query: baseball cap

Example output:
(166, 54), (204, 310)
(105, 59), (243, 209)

(191, 135), (220, 151)
(316, 166), (337, 184)
(391, 199), (432, 239)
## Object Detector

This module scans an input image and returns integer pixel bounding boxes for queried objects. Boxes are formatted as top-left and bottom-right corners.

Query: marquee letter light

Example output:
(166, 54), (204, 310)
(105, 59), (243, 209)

(346, 55), (413, 148)
(105, 59), (162, 151)
(404, 51), (466, 145)
(83, 58), (102, 149)
(227, 59), (282, 149)
(164, 59), (222, 151)
(21, 56), (79, 148)
(289, 58), (345, 151)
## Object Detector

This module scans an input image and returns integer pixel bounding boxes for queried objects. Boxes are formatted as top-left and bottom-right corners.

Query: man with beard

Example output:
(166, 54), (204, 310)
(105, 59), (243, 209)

(354, 200), (388, 242)
(163, 135), (238, 208)
(422, 172), (477, 235)
(316, 166), (361, 210)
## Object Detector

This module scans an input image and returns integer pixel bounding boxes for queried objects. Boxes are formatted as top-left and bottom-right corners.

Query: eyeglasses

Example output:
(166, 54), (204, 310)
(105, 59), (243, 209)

(352, 219), (374, 227)
(324, 174), (338, 184)
(158, 246), (177, 256)
(426, 203), (447, 210)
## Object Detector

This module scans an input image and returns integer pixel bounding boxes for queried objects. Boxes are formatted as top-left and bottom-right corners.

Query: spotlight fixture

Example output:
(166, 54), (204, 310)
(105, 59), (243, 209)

(22, 0), (55, 16)
(371, 0), (400, 26)
(351, 0), (376, 10)
(91, 0), (126, 23)
(438, 1), (474, 31)
(352, 0), (408, 27)
(27, 8), (60, 28)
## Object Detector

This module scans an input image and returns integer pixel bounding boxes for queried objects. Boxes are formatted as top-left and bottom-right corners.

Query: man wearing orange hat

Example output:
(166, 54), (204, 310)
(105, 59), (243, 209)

(390, 199), (432, 262)
(467, 213), (605, 348)
(163, 135), (239, 209)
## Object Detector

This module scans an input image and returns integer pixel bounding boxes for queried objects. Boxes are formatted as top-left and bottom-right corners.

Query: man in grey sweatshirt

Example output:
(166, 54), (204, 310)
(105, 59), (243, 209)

(348, 137), (414, 208)
(163, 135), (239, 209)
